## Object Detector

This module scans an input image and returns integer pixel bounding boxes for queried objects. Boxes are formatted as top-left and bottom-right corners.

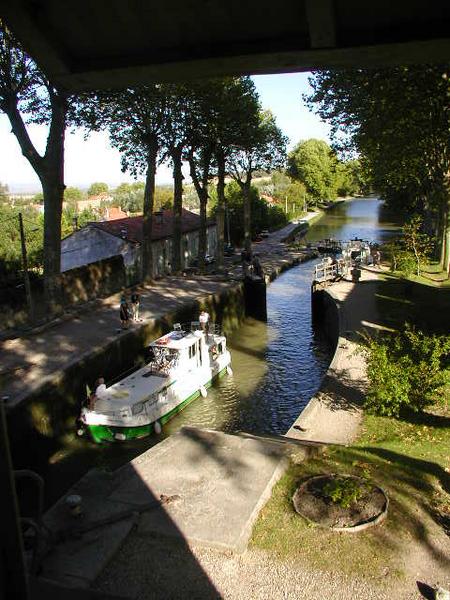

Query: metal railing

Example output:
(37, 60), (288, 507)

(314, 259), (348, 283)
(179, 321), (222, 335)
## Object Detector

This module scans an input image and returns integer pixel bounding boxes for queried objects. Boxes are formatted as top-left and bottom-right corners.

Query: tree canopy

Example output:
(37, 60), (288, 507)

(0, 19), (70, 306)
(306, 67), (450, 271)
(88, 182), (109, 196)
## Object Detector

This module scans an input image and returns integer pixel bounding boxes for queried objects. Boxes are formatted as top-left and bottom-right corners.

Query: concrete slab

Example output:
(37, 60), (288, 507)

(41, 519), (135, 586)
(111, 427), (287, 551)
(40, 427), (288, 589)
(41, 468), (137, 587)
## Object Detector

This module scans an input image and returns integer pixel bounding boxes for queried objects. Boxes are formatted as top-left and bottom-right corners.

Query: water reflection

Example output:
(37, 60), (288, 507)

(164, 259), (331, 436)
(305, 197), (401, 246)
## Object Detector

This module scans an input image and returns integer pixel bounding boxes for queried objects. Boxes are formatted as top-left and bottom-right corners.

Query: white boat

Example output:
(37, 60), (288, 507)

(80, 322), (232, 442)
(341, 238), (371, 264)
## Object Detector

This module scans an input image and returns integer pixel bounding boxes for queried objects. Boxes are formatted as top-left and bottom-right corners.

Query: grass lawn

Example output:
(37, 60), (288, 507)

(251, 274), (450, 585)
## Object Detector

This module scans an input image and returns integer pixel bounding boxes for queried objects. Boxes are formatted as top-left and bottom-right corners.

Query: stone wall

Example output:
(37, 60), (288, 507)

(6, 282), (246, 475)
(60, 255), (126, 305)
(311, 288), (340, 351)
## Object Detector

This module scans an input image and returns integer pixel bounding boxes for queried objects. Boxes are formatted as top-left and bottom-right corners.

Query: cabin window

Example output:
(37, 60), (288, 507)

(218, 343), (223, 354)
(189, 343), (197, 358)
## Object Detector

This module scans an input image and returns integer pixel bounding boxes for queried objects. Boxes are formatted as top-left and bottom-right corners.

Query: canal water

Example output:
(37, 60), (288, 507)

(44, 197), (401, 505)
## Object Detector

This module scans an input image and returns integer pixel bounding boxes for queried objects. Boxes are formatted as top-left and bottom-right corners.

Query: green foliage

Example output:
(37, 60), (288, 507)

(32, 192), (44, 204)
(323, 477), (363, 509)
(0, 182), (9, 202)
(364, 340), (411, 416)
(87, 182), (109, 196)
(154, 186), (173, 209)
(403, 215), (433, 276)
(111, 182), (173, 213)
(112, 182), (144, 213)
(306, 67), (450, 261)
(61, 206), (98, 238)
(0, 204), (44, 276)
(383, 215), (433, 277)
(287, 140), (364, 203)
(213, 181), (289, 245)
(396, 251), (417, 278)
(363, 325), (450, 417)
(288, 139), (337, 202)
(64, 187), (84, 207)
(259, 172), (307, 212)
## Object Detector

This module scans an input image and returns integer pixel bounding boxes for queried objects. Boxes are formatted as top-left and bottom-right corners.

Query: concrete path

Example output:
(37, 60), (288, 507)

(0, 217), (317, 409)
(286, 266), (382, 444)
(40, 427), (288, 588)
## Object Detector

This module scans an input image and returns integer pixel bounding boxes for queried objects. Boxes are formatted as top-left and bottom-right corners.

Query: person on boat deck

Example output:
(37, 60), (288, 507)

(90, 377), (129, 412)
(199, 310), (210, 332)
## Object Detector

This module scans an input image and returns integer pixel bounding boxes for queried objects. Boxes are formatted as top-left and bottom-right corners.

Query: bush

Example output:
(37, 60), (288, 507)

(397, 251), (417, 277)
(363, 325), (450, 417)
(323, 477), (363, 509)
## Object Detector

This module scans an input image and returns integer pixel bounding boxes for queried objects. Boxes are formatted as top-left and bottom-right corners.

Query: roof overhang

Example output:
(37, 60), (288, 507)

(1, 1), (450, 92)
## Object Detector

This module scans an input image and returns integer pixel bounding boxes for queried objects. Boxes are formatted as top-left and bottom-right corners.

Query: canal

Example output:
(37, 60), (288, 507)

(43, 197), (401, 505)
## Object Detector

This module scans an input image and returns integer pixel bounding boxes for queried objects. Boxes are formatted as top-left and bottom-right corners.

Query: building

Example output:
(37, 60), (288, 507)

(260, 194), (281, 207)
(61, 208), (217, 277)
(102, 206), (128, 221)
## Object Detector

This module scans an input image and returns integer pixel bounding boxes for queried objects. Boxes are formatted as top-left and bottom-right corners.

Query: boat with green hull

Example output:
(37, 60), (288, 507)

(79, 322), (232, 443)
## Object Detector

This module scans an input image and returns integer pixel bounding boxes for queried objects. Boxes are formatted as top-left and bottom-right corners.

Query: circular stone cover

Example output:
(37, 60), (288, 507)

(292, 474), (388, 532)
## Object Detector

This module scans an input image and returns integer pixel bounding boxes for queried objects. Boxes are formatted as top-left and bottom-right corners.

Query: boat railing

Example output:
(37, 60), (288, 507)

(179, 321), (222, 335)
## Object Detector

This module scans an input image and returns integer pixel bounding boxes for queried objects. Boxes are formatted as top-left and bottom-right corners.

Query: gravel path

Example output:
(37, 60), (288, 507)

(95, 536), (414, 600)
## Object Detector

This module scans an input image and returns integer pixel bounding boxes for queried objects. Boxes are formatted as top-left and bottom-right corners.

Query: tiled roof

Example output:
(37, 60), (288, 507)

(260, 194), (281, 206)
(92, 208), (212, 243)
(103, 206), (128, 221)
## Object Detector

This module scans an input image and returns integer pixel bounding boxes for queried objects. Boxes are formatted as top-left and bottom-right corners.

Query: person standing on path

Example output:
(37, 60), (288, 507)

(374, 249), (381, 268)
(119, 295), (130, 330)
(130, 289), (141, 322)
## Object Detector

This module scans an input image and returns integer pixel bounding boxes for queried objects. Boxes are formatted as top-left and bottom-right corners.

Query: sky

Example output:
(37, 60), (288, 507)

(0, 72), (331, 194)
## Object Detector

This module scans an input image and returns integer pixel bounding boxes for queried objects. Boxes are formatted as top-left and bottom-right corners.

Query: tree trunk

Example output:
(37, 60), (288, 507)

(4, 92), (66, 313)
(42, 91), (66, 310)
(40, 173), (64, 310)
(441, 174), (450, 277)
(242, 179), (252, 253)
(198, 189), (208, 272)
(142, 142), (158, 281)
(215, 150), (226, 269)
(171, 146), (183, 273)
(188, 150), (211, 274)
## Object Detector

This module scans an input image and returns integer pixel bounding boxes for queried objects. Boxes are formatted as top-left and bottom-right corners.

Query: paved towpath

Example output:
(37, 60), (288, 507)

(286, 266), (382, 444)
(0, 216), (317, 408)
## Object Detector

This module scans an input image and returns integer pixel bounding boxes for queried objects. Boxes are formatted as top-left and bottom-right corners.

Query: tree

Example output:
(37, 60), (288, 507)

(0, 204), (43, 276)
(185, 80), (227, 271)
(75, 86), (170, 280)
(211, 181), (288, 245)
(64, 186), (83, 207)
(287, 139), (339, 202)
(0, 21), (69, 307)
(403, 215), (433, 277)
(88, 182), (109, 196)
(307, 67), (450, 274)
(0, 181), (8, 202)
(228, 109), (287, 251)
(163, 84), (191, 273)
(113, 182), (145, 213)
(261, 172), (307, 212)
